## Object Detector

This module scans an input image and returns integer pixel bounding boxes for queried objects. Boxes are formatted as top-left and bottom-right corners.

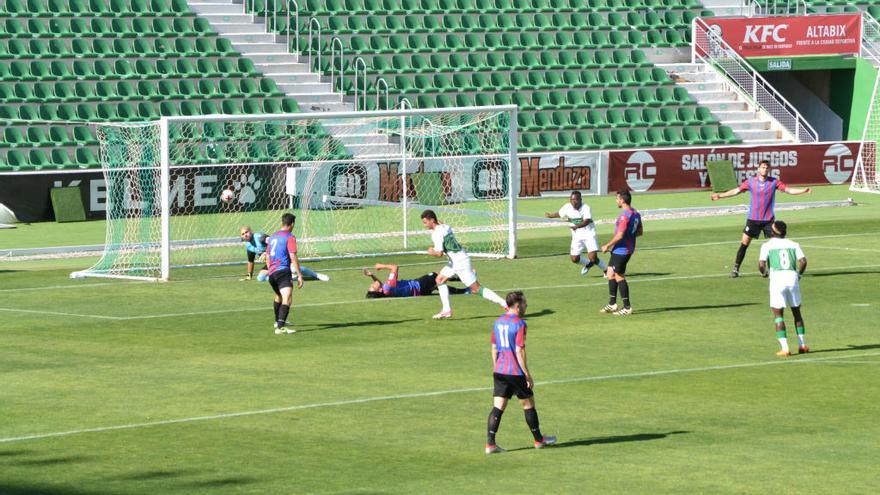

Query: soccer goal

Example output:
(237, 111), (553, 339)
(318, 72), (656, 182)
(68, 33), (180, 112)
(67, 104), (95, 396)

(852, 15), (880, 194)
(71, 106), (518, 281)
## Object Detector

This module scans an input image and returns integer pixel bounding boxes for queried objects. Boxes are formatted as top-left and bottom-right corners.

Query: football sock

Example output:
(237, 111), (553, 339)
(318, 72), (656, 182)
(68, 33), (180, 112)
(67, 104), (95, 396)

(618, 280), (630, 309)
(438, 284), (451, 312)
(775, 318), (789, 352)
(796, 326), (806, 346)
(479, 287), (507, 308)
(579, 255), (593, 267)
(608, 279), (618, 305)
(299, 266), (319, 280)
(734, 243), (749, 268)
(597, 258), (608, 271)
(487, 407), (504, 445)
(273, 301), (281, 321)
(524, 407), (544, 442)
(277, 304), (290, 327)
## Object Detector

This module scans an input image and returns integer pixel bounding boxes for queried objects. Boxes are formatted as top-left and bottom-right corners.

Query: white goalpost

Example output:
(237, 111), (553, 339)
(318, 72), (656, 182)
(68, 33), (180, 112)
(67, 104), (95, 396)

(71, 106), (518, 281)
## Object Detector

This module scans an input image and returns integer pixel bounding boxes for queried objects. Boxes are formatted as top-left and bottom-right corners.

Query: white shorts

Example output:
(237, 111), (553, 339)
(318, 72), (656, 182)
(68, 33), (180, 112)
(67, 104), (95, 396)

(570, 235), (600, 256)
(769, 282), (801, 309)
(440, 257), (477, 286)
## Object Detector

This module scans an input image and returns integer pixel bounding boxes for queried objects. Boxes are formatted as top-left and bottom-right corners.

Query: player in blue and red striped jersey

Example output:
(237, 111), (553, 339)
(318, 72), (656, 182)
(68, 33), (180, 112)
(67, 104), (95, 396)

(711, 160), (812, 278)
(485, 291), (556, 454)
(362, 263), (470, 298)
(600, 190), (642, 316)
(266, 213), (304, 335)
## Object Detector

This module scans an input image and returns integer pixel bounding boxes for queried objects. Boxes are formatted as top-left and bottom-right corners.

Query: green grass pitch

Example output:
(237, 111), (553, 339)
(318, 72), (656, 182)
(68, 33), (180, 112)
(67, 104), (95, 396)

(1, 185), (879, 494)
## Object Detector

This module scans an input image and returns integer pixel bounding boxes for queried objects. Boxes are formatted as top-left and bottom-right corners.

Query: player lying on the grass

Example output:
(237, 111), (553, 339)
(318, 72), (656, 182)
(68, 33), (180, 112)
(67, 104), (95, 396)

(486, 291), (556, 454)
(421, 209), (508, 319)
(241, 226), (330, 283)
(710, 159), (811, 278)
(758, 220), (809, 357)
(544, 190), (607, 276)
(266, 213), (304, 335)
(363, 263), (471, 298)
(600, 190), (642, 316)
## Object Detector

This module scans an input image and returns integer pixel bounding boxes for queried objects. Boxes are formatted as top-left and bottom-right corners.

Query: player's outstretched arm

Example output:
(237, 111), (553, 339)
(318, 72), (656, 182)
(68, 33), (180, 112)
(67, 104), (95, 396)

(711, 187), (742, 201)
(544, 211), (560, 218)
(786, 186), (812, 195)
(374, 263), (398, 272)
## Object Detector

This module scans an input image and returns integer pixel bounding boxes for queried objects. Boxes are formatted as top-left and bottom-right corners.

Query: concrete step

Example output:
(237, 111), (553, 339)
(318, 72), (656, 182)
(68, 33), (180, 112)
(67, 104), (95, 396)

(737, 129), (781, 141)
(723, 120), (772, 131)
(286, 92), (342, 102)
(188, 3), (244, 15)
(294, 101), (354, 112)
(261, 72), (320, 84)
(345, 144), (403, 157)
(699, 100), (751, 112)
(690, 91), (741, 103)
(713, 110), (759, 121)
(335, 133), (396, 145)
(225, 32), (278, 44)
(245, 51), (301, 63)
(202, 22), (265, 33)
(196, 13), (254, 23)
(678, 81), (724, 92)
(278, 82), (333, 93)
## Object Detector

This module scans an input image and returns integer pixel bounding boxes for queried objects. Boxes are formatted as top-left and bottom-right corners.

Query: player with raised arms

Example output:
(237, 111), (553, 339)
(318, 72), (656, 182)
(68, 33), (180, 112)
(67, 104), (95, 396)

(265, 213), (304, 335)
(544, 190), (607, 276)
(421, 209), (507, 319)
(600, 190), (642, 316)
(363, 263), (470, 298)
(485, 291), (556, 454)
(711, 159), (811, 278)
(758, 220), (809, 357)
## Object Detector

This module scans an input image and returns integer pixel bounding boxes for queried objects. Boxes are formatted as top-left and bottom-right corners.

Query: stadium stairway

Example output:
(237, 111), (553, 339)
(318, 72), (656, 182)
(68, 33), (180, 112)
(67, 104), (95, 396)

(658, 63), (787, 143)
(187, 0), (400, 158)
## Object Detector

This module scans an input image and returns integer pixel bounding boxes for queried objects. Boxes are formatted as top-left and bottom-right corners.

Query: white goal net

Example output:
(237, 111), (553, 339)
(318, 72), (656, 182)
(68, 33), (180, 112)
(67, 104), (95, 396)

(72, 106), (518, 281)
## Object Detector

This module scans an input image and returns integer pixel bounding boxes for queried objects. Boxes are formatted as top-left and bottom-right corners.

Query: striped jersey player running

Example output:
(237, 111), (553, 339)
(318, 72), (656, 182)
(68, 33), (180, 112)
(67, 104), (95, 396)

(758, 220), (809, 357)
(711, 159), (811, 278)
(420, 209), (508, 319)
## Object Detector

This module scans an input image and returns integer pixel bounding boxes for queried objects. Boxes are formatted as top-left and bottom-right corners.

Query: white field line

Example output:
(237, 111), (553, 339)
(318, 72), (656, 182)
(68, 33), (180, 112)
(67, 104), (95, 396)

(1, 351), (877, 445)
(3, 262), (880, 321)
(4, 230), (880, 295)
(799, 244), (880, 254)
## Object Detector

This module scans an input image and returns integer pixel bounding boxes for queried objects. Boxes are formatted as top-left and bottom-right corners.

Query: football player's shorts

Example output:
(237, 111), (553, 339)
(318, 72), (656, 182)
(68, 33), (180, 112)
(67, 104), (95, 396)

(440, 256), (476, 286)
(493, 373), (533, 400)
(268, 269), (293, 295)
(744, 219), (774, 239)
(769, 281), (801, 309)
(608, 253), (632, 275)
(570, 234), (600, 256)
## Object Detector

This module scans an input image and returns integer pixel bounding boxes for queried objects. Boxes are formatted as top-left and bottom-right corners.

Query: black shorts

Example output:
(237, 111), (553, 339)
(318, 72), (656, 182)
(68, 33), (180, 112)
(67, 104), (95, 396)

(268, 269), (293, 295)
(608, 253), (632, 275)
(417, 272), (439, 294)
(247, 250), (257, 263)
(493, 373), (533, 400)
(744, 219), (774, 239)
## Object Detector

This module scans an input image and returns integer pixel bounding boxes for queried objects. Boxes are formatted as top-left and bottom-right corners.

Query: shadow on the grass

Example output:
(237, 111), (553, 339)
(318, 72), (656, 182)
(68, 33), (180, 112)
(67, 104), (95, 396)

(178, 476), (258, 488)
(629, 272), (671, 277)
(806, 343), (880, 354)
(300, 318), (423, 332)
(0, 450), (32, 457)
(116, 469), (200, 481)
(807, 269), (880, 278)
(6, 455), (92, 467)
(0, 485), (107, 495)
(507, 431), (691, 452)
(636, 303), (756, 314)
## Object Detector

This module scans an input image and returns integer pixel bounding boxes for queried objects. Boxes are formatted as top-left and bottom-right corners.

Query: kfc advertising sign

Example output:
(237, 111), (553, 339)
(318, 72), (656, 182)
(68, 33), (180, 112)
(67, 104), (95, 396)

(608, 142), (860, 193)
(703, 14), (862, 57)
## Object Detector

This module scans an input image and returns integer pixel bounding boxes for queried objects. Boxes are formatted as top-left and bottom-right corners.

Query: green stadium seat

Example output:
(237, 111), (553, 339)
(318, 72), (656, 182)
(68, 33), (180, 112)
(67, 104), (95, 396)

(3, 128), (27, 147)
(51, 149), (70, 169)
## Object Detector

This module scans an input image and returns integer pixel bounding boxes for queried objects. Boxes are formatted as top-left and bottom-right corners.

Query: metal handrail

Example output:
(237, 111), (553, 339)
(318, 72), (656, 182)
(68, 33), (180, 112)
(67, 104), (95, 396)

(354, 57), (367, 111)
(692, 17), (818, 142)
(330, 37), (344, 94)
(307, 17), (321, 74)
(271, 0), (277, 42)
(375, 77), (389, 111)
(862, 13), (880, 66)
(746, 0), (807, 16)
(287, 0), (299, 54)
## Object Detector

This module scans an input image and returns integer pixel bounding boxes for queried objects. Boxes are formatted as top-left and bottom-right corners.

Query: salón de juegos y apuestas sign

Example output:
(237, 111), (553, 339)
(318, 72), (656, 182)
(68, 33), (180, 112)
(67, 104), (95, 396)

(702, 13), (861, 57)
(607, 142), (861, 193)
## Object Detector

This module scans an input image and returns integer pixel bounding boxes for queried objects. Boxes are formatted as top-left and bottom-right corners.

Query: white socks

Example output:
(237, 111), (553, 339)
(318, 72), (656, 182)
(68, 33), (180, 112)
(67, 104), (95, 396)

(438, 284), (451, 312)
(797, 334), (806, 346)
(778, 338), (790, 353)
(480, 287), (507, 308)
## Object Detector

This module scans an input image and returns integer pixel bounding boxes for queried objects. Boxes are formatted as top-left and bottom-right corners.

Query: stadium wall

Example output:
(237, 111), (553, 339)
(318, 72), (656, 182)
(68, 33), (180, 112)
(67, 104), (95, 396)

(0, 141), (860, 222)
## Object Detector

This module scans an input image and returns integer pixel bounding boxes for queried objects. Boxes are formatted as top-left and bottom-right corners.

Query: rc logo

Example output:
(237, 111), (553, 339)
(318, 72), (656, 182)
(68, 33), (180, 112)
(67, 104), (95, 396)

(822, 143), (855, 184)
(624, 151), (656, 192)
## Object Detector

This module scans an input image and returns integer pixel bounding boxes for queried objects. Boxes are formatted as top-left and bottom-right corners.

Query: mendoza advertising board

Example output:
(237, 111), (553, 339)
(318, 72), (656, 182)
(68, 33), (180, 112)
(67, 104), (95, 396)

(703, 14), (862, 57)
(608, 142), (860, 193)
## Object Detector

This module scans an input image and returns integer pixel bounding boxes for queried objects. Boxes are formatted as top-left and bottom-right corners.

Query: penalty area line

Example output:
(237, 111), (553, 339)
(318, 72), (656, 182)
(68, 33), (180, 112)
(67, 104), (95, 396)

(1, 351), (878, 444)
